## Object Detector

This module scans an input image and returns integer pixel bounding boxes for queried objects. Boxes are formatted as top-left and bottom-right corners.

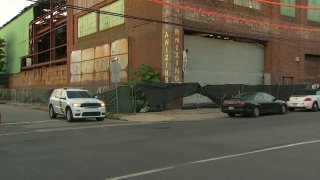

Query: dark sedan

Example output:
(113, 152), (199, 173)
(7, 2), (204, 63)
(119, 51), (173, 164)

(221, 92), (287, 117)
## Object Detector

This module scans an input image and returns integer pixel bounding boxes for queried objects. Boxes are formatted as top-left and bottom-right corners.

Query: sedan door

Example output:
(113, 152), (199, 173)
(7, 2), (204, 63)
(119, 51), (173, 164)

(254, 94), (268, 113)
(261, 93), (280, 113)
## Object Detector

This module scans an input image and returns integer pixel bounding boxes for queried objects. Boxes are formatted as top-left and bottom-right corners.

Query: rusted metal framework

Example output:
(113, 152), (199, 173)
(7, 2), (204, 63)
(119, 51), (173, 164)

(21, 0), (67, 70)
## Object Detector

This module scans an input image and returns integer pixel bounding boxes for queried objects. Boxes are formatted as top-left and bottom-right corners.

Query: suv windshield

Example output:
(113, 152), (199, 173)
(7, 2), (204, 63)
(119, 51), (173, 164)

(67, 91), (93, 99)
(234, 93), (257, 100)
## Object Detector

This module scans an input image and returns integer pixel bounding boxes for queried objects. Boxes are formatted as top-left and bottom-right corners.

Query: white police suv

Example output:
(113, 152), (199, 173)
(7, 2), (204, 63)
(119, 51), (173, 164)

(48, 88), (106, 122)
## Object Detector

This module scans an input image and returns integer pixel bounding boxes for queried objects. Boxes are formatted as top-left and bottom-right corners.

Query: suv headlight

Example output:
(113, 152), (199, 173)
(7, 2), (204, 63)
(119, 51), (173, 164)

(72, 103), (82, 107)
(100, 103), (105, 107)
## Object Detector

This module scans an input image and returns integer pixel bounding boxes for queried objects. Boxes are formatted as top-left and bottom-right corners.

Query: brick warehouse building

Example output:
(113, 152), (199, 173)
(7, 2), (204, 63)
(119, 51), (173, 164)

(1, 0), (320, 89)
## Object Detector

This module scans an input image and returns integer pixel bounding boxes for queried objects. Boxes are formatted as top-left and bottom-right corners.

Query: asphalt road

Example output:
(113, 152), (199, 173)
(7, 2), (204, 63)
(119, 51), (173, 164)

(0, 104), (320, 180)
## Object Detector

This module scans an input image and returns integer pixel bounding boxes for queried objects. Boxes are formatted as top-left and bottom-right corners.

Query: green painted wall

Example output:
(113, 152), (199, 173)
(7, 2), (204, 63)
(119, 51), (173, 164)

(0, 8), (33, 74)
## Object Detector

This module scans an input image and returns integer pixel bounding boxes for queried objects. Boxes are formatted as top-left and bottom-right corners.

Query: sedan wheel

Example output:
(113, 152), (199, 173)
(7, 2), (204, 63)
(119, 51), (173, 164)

(227, 113), (235, 117)
(311, 102), (319, 112)
(289, 107), (295, 112)
(280, 105), (287, 114)
(251, 106), (260, 117)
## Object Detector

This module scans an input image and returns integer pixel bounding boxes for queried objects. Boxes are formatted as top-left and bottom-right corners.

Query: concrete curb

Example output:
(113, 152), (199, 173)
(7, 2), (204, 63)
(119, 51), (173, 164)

(1, 102), (224, 122)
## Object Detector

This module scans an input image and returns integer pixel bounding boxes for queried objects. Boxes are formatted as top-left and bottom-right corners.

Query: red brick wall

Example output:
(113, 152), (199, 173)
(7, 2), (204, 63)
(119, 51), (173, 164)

(169, 0), (320, 84)
(66, 0), (320, 86)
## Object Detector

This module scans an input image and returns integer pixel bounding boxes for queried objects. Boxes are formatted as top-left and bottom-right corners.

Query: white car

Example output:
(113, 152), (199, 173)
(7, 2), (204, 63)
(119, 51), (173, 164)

(286, 90), (320, 112)
(48, 88), (106, 122)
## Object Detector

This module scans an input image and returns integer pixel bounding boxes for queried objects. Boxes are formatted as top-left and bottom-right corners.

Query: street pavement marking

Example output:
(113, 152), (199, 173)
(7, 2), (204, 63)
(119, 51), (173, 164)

(0, 120), (61, 126)
(0, 122), (152, 137)
(36, 122), (152, 132)
(0, 131), (36, 137)
(106, 139), (320, 180)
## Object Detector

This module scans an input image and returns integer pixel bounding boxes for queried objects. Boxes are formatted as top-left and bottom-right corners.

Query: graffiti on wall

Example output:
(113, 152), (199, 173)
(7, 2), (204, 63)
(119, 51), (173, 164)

(9, 65), (67, 88)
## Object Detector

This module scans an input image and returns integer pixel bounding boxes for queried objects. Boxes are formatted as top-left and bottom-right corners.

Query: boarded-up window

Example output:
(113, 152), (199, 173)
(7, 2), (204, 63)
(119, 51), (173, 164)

(78, 12), (97, 38)
(308, 0), (320, 22)
(99, 0), (125, 31)
(234, 0), (261, 10)
(280, 0), (295, 17)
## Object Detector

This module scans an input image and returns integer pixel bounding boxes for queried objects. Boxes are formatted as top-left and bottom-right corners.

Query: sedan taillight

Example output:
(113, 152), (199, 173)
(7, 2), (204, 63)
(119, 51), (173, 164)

(236, 100), (245, 105)
(224, 100), (245, 105)
(304, 98), (312, 102)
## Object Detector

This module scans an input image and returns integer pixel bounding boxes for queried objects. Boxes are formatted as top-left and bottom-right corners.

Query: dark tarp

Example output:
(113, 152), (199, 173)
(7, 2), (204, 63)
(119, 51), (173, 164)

(95, 86), (133, 113)
(261, 85), (278, 97)
(277, 85), (294, 101)
(221, 84), (243, 99)
(201, 85), (223, 105)
(139, 83), (201, 107)
(243, 85), (261, 93)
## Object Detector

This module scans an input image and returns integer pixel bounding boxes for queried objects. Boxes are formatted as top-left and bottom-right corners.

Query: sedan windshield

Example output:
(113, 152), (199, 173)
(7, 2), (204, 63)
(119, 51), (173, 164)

(67, 91), (93, 99)
(234, 93), (257, 100)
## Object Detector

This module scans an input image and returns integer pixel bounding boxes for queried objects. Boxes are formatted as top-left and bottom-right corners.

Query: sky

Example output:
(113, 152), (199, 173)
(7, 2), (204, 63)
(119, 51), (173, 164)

(0, 0), (34, 27)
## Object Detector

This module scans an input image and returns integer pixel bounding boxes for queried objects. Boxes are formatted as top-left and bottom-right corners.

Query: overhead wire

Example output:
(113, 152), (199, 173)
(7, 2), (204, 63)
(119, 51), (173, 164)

(255, 0), (320, 10)
(24, 0), (320, 44)
(147, 0), (320, 32)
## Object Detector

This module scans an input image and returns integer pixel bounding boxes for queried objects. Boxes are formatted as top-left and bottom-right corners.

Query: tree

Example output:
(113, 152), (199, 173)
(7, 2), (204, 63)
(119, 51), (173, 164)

(130, 63), (161, 85)
(130, 63), (161, 112)
(0, 38), (5, 72)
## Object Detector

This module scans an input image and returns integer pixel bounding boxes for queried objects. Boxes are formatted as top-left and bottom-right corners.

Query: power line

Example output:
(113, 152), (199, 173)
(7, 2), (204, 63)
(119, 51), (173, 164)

(148, 0), (320, 32)
(24, 0), (320, 44)
(256, 0), (320, 10)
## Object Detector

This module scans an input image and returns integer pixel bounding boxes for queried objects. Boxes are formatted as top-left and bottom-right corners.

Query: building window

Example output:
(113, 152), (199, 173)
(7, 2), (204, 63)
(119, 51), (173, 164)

(280, 0), (295, 17)
(99, 0), (125, 31)
(282, 77), (294, 85)
(234, 0), (261, 10)
(308, 0), (320, 22)
(78, 12), (97, 38)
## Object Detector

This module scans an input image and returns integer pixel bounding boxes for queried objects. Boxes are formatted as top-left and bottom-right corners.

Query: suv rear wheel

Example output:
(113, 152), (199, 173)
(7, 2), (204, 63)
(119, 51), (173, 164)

(66, 107), (74, 122)
(49, 105), (57, 119)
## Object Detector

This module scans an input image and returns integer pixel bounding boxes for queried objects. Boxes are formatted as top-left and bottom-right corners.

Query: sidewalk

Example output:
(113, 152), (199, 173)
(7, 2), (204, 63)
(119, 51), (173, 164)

(119, 108), (224, 122)
(0, 101), (225, 122)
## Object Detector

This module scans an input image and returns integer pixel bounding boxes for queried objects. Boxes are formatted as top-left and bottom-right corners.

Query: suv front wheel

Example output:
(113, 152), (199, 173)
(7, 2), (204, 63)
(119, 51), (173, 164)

(66, 107), (74, 122)
(96, 117), (105, 121)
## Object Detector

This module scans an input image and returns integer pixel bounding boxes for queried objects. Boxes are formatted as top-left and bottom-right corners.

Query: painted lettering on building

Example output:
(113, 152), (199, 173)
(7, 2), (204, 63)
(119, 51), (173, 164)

(173, 28), (182, 83)
(164, 31), (170, 83)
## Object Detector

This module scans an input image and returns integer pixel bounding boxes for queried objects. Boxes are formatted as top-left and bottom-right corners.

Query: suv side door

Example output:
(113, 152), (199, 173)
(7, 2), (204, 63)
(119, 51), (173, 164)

(52, 90), (62, 114)
(59, 90), (67, 115)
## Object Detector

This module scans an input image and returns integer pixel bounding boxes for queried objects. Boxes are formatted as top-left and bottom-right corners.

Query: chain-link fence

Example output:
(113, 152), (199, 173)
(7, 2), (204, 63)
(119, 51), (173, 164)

(0, 83), (311, 113)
